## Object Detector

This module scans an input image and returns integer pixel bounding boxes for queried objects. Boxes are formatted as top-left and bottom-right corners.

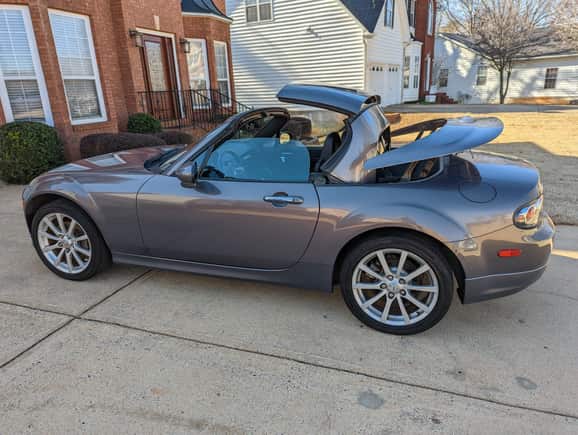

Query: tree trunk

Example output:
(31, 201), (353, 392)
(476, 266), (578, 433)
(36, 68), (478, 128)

(499, 69), (505, 104)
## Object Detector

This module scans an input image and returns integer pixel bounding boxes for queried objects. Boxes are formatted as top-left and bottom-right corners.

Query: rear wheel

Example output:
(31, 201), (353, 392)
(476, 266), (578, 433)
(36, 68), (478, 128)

(340, 234), (453, 335)
(31, 200), (110, 280)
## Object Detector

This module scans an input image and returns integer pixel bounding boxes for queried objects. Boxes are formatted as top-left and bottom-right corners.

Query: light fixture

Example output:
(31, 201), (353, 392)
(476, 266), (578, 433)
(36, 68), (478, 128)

(180, 38), (191, 54)
(129, 29), (144, 48)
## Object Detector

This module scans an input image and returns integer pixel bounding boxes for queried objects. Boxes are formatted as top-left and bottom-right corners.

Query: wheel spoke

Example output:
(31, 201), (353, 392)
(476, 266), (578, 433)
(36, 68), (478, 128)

(362, 290), (388, 308)
(359, 264), (384, 281)
(56, 214), (66, 234)
(406, 284), (438, 293)
(45, 219), (61, 235)
(354, 282), (383, 290)
(74, 245), (90, 257)
(39, 231), (60, 241)
(397, 251), (408, 276)
(397, 295), (410, 324)
(403, 292), (431, 313)
(67, 220), (76, 236)
(74, 235), (89, 242)
(42, 243), (60, 252)
(404, 264), (431, 282)
(54, 249), (65, 266)
(376, 251), (393, 276)
(65, 251), (74, 272)
(380, 297), (393, 321)
(71, 249), (84, 266)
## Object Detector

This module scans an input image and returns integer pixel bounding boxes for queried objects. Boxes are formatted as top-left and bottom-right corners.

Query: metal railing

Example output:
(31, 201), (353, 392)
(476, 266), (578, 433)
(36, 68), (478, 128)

(137, 88), (252, 130)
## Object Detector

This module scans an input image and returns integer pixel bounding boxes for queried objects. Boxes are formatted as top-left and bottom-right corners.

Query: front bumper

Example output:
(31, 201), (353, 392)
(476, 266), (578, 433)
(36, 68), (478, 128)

(453, 213), (555, 304)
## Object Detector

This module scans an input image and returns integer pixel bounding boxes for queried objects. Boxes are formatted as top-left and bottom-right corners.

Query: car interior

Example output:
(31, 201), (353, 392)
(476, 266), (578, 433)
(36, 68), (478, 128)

(198, 109), (441, 185)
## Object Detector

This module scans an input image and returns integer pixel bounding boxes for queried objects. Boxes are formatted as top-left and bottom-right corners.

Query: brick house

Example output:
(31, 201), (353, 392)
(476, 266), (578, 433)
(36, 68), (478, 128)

(405, 0), (436, 99)
(0, 0), (235, 159)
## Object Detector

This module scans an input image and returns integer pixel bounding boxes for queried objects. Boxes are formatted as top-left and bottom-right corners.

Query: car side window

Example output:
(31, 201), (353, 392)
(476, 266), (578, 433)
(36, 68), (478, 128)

(201, 137), (311, 183)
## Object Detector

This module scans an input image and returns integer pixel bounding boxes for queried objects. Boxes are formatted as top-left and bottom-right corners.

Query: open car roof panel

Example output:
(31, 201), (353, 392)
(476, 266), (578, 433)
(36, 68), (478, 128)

(365, 116), (504, 170)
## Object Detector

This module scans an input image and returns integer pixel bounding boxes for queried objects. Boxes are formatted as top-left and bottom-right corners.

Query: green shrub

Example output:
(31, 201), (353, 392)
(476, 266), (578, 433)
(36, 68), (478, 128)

(0, 122), (64, 184)
(79, 133), (167, 158)
(127, 113), (162, 134)
(154, 130), (194, 145)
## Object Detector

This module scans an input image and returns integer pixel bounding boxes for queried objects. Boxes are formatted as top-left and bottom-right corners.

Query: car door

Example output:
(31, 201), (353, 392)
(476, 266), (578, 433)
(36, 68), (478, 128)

(137, 137), (320, 270)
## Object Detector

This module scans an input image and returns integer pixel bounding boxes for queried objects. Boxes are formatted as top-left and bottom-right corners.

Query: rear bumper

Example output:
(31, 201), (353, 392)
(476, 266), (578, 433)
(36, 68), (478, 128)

(462, 264), (547, 303)
(456, 213), (555, 304)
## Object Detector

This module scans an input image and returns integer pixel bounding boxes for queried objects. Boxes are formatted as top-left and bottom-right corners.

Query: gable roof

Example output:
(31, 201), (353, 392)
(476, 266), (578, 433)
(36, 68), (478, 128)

(181, 0), (232, 22)
(440, 30), (577, 60)
(339, 0), (385, 33)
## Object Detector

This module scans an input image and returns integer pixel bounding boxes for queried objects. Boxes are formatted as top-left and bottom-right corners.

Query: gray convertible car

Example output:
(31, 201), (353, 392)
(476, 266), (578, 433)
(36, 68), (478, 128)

(22, 84), (554, 334)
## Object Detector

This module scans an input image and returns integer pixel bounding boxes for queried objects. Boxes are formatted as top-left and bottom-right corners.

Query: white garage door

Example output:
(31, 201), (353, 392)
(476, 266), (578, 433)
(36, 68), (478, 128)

(367, 64), (401, 106)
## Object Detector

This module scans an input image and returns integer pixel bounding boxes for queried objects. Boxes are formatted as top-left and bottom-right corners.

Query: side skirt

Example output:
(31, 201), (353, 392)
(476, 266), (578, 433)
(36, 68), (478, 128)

(112, 253), (334, 292)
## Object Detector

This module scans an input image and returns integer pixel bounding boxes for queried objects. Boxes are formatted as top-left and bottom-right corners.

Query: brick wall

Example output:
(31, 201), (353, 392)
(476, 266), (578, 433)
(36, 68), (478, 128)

(182, 15), (236, 101)
(414, 0), (436, 99)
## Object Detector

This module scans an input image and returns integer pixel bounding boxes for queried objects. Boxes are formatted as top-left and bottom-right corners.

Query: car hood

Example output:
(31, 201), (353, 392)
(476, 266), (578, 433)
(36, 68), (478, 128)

(365, 117), (504, 170)
(47, 146), (178, 174)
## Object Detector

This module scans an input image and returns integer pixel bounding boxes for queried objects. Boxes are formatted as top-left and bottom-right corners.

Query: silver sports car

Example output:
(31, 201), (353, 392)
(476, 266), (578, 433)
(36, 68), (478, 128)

(22, 84), (554, 334)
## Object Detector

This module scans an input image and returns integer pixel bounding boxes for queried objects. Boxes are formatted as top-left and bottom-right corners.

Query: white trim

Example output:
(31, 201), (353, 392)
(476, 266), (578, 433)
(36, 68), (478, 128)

(214, 41), (232, 107)
(187, 38), (211, 90)
(48, 9), (107, 125)
(181, 12), (232, 23)
(245, 0), (275, 25)
(0, 5), (53, 125)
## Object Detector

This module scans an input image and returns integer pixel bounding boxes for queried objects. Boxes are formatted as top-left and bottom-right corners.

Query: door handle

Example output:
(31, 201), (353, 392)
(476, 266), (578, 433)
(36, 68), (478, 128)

(263, 194), (304, 206)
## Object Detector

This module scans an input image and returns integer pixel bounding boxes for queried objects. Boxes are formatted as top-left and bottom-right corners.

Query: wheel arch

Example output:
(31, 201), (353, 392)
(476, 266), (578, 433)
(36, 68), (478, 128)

(332, 227), (465, 297)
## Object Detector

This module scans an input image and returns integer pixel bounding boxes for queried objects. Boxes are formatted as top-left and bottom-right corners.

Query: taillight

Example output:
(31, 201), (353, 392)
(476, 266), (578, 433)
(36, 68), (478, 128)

(514, 196), (543, 229)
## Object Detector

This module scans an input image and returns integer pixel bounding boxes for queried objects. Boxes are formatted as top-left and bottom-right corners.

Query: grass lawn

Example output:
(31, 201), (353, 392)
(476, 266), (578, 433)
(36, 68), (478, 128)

(393, 110), (578, 225)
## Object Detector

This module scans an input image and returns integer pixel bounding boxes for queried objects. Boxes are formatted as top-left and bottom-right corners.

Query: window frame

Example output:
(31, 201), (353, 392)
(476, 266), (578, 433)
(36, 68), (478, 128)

(476, 64), (488, 86)
(0, 5), (53, 125)
(385, 0), (395, 28)
(214, 41), (232, 108)
(412, 55), (420, 89)
(186, 38), (211, 107)
(403, 56), (410, 89)
(245, 0), (274, 24)
(438, 68), (449, 88)
(48, 9), (107, 125)
(544, 67), (558, 89)
(407, 0), (415, 27)
(427, 0), (434, 35)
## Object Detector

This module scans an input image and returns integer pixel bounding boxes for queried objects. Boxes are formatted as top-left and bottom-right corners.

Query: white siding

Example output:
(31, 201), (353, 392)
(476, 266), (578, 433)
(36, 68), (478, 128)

(365, 0), (409, 105)
(436, 36), (578, 103)
(227, 0), (365, 108)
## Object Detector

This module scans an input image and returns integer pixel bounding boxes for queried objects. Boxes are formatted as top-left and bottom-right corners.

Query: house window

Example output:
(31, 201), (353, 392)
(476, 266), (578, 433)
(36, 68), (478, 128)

(425, 56), (431, 91)
(403, 56), (410, 88)
(476, 65), (488, 86)
(214, 41), (231, 106)
(186, 39), (210, 105)
(246, 0), (273, 23)
(544, 68), (558, 89)
(385, 0), (395, 28)
(49, 10), (106, 124)
(406, 0), (415, 27)
(0, 6), (52, 124)
(438, 68), (449, 88)
(427, 0), (434, 35)
(413, 55), (420, 88)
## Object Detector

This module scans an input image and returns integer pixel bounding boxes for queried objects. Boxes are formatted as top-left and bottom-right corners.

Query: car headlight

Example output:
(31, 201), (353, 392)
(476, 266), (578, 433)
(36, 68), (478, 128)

(514, 196), (543, 229)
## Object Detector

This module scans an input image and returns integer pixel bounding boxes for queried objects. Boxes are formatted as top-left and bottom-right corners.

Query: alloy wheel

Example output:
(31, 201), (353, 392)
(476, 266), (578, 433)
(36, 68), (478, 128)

(37, 212), (92, 274)
(351, 248), (439, 326)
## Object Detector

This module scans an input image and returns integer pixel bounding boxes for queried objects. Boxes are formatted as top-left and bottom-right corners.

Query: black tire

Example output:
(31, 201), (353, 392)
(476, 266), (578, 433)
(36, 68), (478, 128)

(340, 234), (453, 335)
(31, 199), (111, 281)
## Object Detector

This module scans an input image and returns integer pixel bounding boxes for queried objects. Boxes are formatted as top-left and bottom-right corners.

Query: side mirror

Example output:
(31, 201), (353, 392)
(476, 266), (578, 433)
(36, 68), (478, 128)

(175, 162), (198, 187)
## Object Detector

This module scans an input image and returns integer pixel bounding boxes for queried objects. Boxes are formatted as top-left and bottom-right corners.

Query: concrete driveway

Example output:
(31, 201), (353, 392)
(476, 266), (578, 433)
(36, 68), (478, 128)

(1, 184), (577, 434)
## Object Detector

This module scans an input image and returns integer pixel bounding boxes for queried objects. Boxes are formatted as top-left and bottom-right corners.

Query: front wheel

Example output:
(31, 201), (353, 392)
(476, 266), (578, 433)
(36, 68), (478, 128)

(31, 200), (110, 280)
(340, 235), (453, 335)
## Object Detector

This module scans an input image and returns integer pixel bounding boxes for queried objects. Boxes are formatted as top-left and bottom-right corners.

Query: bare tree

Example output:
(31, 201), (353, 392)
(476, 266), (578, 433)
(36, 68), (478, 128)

(441, 0), (554, 103)
(553, 0), (578, 48)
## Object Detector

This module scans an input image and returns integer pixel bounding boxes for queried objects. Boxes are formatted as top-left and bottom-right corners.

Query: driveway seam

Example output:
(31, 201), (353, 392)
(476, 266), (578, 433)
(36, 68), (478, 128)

(0, 269), (151, 369)
(2, 282), (577, 421)
(79, 316), (578, 422)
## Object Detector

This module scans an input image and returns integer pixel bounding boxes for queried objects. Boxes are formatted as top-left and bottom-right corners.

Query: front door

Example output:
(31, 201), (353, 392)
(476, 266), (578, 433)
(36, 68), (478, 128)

(137, 176), (319, 269)
(141, 34), (178, 120)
